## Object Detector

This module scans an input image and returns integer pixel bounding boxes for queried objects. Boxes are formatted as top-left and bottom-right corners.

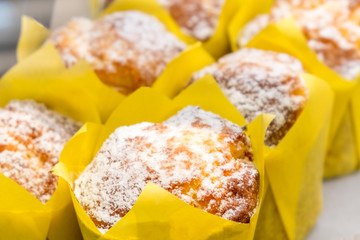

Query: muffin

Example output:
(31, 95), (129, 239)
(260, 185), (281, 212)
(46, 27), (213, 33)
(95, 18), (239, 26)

(238, 0), (360, 80)
(191, 48), (308, 146)
(48, 11), (186, 94)
(74, 106), (259, 233)
(0, 100), (81, 203)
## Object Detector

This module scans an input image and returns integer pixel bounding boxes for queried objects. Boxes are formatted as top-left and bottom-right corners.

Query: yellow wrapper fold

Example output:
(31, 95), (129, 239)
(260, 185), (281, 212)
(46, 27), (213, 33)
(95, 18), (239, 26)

(152, 42), (215, 98)
(352, 85), (360, 170)
(185, 73), (332, 240)
(0, 41), (124, 239)
(0, 47), (82, 239)
(17, 16), (50, 62)
(101, 0), (239, 59)
(16, 16), (125, 122)
(89, 0), (104, 17)
(17, 15), (214, 99)
(246, 19), (357, 178)
(201, 0), (241, 58)
(13, 41), (124, 123)
(56, 60), (125, 123)
(230, 10), (336, 238)
(229, 2), (359, 178)
(228, 0), (272, 51)
(258, 74), (333, 240)
(53, 76), (273, 240)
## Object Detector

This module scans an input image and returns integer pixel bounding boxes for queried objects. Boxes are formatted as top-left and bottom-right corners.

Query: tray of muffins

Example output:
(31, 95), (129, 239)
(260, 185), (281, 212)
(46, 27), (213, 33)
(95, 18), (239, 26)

(1, 0), (359, 239)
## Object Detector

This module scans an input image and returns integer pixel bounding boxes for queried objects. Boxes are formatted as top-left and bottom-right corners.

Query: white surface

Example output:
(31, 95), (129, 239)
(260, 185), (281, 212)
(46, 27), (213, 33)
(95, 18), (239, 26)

(307, 171), (360, 240)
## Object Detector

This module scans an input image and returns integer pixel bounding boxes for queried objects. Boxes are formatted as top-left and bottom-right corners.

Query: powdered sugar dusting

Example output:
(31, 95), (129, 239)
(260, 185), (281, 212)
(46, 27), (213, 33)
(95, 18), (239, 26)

(158, 0), (225, 41)
(238, 0), (360, 80)
(0, 100), (81, 203)
(48, 18), (93, 68)
(74, 106), (258, 233)
(49, 11), (186, 94)
(164, 106), (243, 134)
(192, 48), (308, 146)
(89, 11), (186, 77)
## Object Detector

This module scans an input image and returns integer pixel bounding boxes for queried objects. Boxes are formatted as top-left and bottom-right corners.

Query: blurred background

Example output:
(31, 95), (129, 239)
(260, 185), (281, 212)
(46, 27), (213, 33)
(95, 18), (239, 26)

(0, 0), (91, 76)
(0, 0), (53, 75)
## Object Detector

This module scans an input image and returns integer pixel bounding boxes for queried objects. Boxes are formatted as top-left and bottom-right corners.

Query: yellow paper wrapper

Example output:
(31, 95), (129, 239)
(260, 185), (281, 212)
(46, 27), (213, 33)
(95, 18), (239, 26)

(17, 16), (50, 62)
(229, 4), (358, 178)
(352, 85), (360, 171)
(247, 19), (357, 179)
(201, 0), (241, 58)
(184, 73), (332, 240)
(230, 10), (341, 238)
(55, 60), (125, 123)
(228, 0), (273, 51)
(16, 17), (125, 122)
(52, 76), (273, 240)
(14, 42), (124, 123)
(0, 40), (124, 239)
(152, 42), (215, 98)
(259, 74), (333, 240)
(101, 0), (239, 59)
(89, 0), (104, 17)
(0, 48), (82, 239)
(17, 13), (214, 99)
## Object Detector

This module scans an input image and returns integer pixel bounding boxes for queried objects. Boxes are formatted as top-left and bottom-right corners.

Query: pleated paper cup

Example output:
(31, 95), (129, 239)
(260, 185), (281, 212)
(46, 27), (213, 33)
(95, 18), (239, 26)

(52, 76), (272, 240)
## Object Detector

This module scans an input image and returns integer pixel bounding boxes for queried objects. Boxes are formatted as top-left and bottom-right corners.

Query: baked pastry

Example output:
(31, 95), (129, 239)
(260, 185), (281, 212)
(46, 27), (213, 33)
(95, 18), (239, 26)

(102, 0), (224, 41)
(158, 0), (225, 41)
(74, 106), (259, 233)
(48, 11), (186, 94)
(238, 0), (360, 80)
(191, 48), (308, 146)
(0, 100), (81, 203)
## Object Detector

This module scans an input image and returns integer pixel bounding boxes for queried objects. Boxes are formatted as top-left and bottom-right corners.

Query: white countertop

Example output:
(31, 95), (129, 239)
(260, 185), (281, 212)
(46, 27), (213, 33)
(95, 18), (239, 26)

(307, 171), (360, 240)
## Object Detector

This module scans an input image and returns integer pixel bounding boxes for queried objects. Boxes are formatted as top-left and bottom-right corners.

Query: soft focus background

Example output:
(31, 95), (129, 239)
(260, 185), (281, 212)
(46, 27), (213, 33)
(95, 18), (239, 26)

(307, 172), (360, 240)
(0, 0), (53, 75)
(0, 0), (359, 239)
(0, 0), (89, 76)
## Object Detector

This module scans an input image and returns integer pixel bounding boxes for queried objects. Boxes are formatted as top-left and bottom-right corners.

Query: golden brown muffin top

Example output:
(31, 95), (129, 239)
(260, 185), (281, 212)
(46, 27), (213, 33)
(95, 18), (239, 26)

(239, 0), (360, 79)
(49, 11), (186, 94)
(192, 48), (308, 146)
(74, 106), (258, 233)
(0, 100), (81, 203)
